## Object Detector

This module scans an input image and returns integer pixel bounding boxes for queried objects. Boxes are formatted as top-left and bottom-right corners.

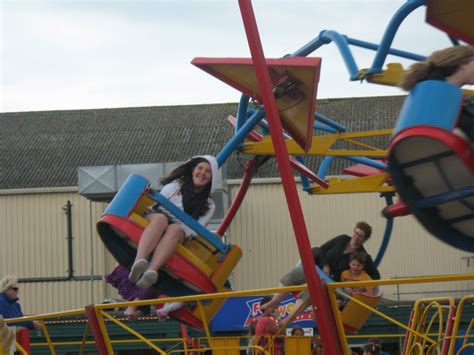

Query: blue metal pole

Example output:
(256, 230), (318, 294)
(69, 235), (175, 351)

(343, 156), (387, 171)
(346, 36), (425, 61)
(448, 35), (460, 46)
(152, 192), (227, 253)
(317, 156), (337, 179)
(319, 30), (360, 79)
(292, 35), (331, 57)
(368, 0), (425, 74)
(295, 156), (311, 191)
(374, 193), (394, 267)
(414, 186), (474, 210)
(216, 108), (265, 167)
(236, 94), (250, 132)
(315, 113), (347, 132)
(313, 123), (337, 133)
(257, 118), (291, 139)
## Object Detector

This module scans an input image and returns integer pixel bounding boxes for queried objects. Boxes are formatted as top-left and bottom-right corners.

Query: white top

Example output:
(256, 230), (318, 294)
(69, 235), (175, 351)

(155, 155), (219, 238)
(157, 180), (216, 237)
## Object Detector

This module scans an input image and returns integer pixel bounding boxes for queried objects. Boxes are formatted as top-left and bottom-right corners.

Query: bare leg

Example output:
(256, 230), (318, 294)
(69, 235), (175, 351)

(260, 283), (289, 311)
(130, 214), (169, 283)
(156, 302), (185, 320)
(148, 224), (184, 270)
(124, 298), (141, 320)
(135, 213), (169, 261)
(136, 224), (184, 289)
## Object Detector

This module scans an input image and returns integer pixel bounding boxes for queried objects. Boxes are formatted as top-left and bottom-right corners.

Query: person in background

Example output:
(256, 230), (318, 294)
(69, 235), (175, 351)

(0, 276), (42, 354)
(340, 251), (374, 297)
(401, 45), (474, 142)
(155, 301), (185, 320)
(261, 221), (380, 312)
(245, 318), (258, 355)
(290, 326), (304, 336)
(104, 264), (160, 320)
(316, 221), (380, 282)
(255, 296), (283, 355)
(0, 315), (16, 354)
(362, 338), (389, 355)
(0, 276), (41, 331)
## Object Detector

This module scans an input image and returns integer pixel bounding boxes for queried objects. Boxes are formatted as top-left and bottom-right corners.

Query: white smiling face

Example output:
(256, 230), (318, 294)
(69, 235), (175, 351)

(192, 161), (212, 191)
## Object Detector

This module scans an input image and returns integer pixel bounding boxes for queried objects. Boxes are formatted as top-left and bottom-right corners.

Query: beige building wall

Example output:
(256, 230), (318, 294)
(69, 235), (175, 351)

(1, 180), (472, 315)
(226, 179), (473, 301)
(0, 189), (116, 315)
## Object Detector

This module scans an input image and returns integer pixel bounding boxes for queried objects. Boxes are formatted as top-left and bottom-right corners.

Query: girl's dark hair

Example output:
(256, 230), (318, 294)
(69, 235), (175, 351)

(161, 157), (212, 219)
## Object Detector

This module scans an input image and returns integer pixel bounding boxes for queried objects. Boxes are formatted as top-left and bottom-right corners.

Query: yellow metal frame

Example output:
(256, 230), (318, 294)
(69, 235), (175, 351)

(405, 297), (454, 354)
(359, 63), (474, 99)
(4, 274), (473, 354)
(310, 173), (394, 194)
(327, 274), (474, 355)
(360, 63), (405, 87)
(241, 129), (391, 157)
(449, 294), (474, 355)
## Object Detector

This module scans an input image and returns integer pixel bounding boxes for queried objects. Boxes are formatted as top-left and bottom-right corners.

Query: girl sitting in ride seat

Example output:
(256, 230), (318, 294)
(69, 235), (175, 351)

(401, 45), (474, 143)
(129, 155), (219, 289)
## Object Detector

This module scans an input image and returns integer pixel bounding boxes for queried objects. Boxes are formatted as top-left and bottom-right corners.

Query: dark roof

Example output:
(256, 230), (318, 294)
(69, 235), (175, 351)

(0, 95), (405, 189)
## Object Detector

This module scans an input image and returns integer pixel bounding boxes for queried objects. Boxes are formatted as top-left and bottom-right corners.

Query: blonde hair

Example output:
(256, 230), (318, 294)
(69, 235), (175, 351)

(0, 275), (18, 293)
(401, 45), (474, 91)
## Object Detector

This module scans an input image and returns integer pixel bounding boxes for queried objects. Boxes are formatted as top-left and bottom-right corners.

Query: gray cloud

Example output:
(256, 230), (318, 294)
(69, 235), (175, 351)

(1, 1), (455, 112)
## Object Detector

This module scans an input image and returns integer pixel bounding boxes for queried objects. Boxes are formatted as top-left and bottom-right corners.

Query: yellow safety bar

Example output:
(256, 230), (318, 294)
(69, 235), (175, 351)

(4, 274), (474, 354)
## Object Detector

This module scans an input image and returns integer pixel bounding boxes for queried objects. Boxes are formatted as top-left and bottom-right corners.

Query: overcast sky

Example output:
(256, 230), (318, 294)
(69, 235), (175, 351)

(1, 0), (455, 112)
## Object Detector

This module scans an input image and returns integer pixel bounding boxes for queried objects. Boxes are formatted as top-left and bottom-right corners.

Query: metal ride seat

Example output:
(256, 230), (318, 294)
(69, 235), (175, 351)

(388, 80), (474, 252)
(340, 286), (383, 334)
(292, 269), (383, 335)
(96, 174), (242, 329)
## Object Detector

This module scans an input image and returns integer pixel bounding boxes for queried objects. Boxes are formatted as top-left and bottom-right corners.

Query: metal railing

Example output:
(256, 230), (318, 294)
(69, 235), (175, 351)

(391, 274), (474, 301)
(3, 273), (473, 354)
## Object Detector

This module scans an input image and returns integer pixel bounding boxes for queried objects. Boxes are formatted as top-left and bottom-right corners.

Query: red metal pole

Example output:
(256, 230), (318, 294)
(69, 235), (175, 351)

(216, 159), (257, 236)
(237, 1), (344, 353)
(85, 305), (110, 355)
(441, 306), (457, 355)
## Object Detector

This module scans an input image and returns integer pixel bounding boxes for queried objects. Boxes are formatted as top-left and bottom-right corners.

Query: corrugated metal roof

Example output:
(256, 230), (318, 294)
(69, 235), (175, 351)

(0, 96), (405, 189)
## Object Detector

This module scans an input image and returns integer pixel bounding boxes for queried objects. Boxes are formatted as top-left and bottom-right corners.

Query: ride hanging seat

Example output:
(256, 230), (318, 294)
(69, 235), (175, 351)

(340, 286), (383, 334)
(388, 80), (474, 252)
(97, 174), (242, 328)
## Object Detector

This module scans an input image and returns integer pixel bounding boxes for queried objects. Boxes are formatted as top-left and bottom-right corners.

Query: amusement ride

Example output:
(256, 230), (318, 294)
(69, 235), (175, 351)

(2, 0), (473, 354)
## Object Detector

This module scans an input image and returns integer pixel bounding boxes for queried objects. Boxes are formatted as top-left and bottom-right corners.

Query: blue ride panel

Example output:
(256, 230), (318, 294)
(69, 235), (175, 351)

(211, 295), (317, 333)
(393, 80), (463, 135)
(151, 191), (227, 254)
(103, 174), (149, 217)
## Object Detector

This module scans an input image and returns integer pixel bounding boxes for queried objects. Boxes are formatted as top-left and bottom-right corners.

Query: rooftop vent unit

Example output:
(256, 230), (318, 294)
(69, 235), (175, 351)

(78, 163), (229, 228)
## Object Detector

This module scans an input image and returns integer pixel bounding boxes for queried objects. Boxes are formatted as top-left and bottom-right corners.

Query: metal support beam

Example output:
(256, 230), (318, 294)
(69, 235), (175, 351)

(85, 305), (112, 355)
(238, 1), (344, 353)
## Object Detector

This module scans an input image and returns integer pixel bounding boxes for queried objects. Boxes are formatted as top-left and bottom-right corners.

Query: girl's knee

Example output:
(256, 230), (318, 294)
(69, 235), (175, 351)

(146, 213), (169, 226)
(167, 224), (185, 240)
